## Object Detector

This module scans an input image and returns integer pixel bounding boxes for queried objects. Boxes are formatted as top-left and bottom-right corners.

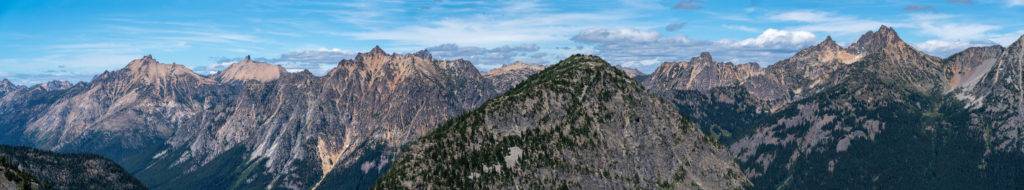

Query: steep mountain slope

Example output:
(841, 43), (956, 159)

(376, 55), (748, 189)
(971, 35), (1024, 153)
(942, 46), (1004, 94)
(0, 79), (16, 98)
(0, 155), (43, 190)
(15, 55), (212, 161)
(0, 145), (146, 189)
(123, 47), (500, 190)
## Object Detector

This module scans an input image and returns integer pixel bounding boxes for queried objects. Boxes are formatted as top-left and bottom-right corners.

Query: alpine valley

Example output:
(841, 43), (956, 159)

(0, 25), (1023, 190)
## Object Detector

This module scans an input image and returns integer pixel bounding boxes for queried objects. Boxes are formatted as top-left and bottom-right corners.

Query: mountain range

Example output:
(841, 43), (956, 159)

(0, 25), (1023, 189)
(640, 25), (1024, 189)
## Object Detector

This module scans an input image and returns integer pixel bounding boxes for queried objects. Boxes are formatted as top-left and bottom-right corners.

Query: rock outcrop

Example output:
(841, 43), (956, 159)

(127, 47), (499, 189)
(482, 61), (546, 93)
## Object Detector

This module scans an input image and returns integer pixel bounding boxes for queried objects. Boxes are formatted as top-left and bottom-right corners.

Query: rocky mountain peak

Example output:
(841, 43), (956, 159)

(848, 25), (910, 55)
(120, 55), (202, 84)
(369, 45), (387, 55)
(0, 78), (16, 95)
(215, 56), (286, 82)
(413, 49), (432, 60)
(693, 52), (715, 64)
(818, 36), (841, 50)
(35, 80), (72, 91)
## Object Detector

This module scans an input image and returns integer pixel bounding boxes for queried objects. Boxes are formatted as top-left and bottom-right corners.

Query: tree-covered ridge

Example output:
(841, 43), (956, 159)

(375, 54), (747, 189)
(0, 145), (146, 190)
(0, 156), (44, 190)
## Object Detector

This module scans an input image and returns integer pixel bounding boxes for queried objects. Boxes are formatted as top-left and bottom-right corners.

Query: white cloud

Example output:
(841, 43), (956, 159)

(734, 29), (817, 49)
(989, 31), (1024, 46)
(427, 43), (547, 69)
(571, 28), (820, 71)
(918, 23), (1000, 40)
(332, 1), (637, 47)
(769, 10), (891, 36)
(571, 28), (661, 43)
(1010, 0), (1024, 6)
(723, 24), (760, 33)
(914, 40), (999, 57)
(673, 0), (703, 10)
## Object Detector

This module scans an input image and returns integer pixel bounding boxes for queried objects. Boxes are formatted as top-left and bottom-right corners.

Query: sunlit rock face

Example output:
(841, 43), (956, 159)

(0, 47), (503, 189)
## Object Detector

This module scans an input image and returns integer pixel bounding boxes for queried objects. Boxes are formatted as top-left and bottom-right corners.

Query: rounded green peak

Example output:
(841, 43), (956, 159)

(559, 54), (612, 68)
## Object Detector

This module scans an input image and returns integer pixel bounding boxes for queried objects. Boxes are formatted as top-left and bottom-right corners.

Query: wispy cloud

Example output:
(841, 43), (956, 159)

(200, 48), (359, 75)
(769, 10), (890, 35)
(571, 27), (818, 70)
(914, 40), (999, 57)
(673, 0), (704, 10)
(427, 43), (546, 70)
(666, 22), (688, 32)
(904, 4), (936, 12)
(1010, 0), (1024, 7)
(947, 0), (973, 5)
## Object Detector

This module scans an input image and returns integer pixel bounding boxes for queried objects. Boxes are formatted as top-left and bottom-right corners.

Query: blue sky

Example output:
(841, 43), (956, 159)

(1, 0), (1023, 85)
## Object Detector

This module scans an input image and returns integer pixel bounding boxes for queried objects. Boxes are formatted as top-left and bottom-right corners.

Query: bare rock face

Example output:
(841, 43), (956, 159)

(6, 55), (213, 160)
(646, 52), (767, 93)
(969, 35), (1024, 153)
(376, 55), (748, 189)
(0, 47), (502, 189)
(213, 55), (287, 82)
(482, 61), (546, 93)
(943, 46), (1004, 93)
(131, 47), (499, 189)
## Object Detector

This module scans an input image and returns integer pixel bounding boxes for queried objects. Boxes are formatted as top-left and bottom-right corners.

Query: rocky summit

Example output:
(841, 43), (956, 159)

(375, 55), (748, 189)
